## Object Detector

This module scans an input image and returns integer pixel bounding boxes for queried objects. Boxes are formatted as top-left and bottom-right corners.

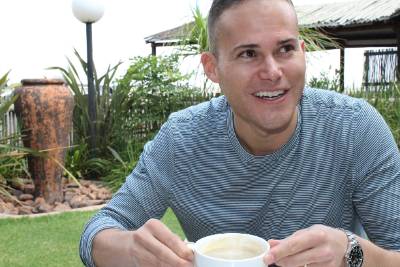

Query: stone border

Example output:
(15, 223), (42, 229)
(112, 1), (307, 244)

(0, 204), (105, 219)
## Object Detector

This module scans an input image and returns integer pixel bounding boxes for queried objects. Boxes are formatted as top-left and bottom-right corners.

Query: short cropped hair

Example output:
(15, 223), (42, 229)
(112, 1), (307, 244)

(207, 0), (295, 54)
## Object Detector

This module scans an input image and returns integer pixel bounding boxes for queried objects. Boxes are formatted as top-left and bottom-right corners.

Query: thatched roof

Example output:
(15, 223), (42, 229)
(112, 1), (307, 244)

(145, 0), (400, 48)
(298, 0), (400, 28)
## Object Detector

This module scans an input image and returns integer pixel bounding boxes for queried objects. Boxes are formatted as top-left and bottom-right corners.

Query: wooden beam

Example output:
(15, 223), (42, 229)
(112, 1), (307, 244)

(397, 24), (400, 82)
(151, 43), (157, 56)
(340, 47), (345, 92)
(364, 50), (369, 91)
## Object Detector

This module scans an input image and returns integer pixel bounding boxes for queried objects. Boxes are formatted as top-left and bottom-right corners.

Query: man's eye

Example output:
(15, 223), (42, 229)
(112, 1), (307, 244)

(279, 44), (295, 53)
(239, 50), (257, 58)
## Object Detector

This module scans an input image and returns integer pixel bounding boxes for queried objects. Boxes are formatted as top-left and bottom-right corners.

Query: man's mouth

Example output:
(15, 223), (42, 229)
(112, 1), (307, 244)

(253, 90), (286, 100)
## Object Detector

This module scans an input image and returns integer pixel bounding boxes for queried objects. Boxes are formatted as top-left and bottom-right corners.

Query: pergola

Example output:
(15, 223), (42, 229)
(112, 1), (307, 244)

(145, 0), (400, 89)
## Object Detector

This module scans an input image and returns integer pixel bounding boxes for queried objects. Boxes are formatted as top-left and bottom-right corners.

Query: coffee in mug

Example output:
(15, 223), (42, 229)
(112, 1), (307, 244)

(188, 233), (269, 267)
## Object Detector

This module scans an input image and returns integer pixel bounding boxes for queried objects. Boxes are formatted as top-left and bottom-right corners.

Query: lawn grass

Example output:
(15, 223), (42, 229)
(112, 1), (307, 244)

(0, 208), (184, 267)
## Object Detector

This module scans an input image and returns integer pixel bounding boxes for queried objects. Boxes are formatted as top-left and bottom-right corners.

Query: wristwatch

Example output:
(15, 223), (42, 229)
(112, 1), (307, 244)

(340, 228), (364, 267)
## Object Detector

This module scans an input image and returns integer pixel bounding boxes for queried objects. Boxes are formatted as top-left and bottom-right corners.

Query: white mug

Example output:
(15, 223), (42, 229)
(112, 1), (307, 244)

(188, 233), (270, 267)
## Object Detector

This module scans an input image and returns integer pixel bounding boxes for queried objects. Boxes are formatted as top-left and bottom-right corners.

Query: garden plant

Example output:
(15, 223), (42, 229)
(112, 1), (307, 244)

(0, 71), (29, 200)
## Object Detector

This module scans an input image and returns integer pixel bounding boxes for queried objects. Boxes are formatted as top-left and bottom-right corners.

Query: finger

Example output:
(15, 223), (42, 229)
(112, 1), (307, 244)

(264, 239), (281, 265)
(268, 239), (281, 248)
(130, 241), (160, 266)
(269, 229), (317, 262)
(274, 246), (323, 267)
(134, 229), (192, 267)
(144, 219), (194, 261)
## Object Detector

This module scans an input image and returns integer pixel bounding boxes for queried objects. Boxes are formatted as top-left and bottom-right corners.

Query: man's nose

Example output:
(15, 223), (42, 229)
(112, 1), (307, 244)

(258, 56), (282, 82)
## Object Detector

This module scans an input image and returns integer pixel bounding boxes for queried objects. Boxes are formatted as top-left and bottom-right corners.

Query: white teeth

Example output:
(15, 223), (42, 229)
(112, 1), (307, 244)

(255, 90), (284, 98)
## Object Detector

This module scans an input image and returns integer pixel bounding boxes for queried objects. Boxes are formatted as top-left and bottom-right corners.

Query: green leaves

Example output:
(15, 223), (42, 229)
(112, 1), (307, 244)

(299, 27), (340, 52)
(179, 6), (209, 56)
(49, 49), (122, 178)
(49, 49), (122, 153)
(113, 54), (208, 147)
(0, 71), (27, 197)
(120, 54), (189, 89)
(103, 142), (140, 192)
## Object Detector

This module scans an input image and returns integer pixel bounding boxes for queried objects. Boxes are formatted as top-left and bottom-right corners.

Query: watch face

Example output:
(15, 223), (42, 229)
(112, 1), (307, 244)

(348, 245), (364, 267)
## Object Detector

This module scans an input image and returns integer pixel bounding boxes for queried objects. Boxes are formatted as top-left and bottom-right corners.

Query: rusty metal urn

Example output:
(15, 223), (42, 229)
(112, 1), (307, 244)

(14, 79), (74, 204)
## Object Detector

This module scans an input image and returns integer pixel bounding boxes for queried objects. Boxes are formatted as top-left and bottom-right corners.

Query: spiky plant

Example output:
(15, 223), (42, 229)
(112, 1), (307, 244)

(0, 71), (30, 200)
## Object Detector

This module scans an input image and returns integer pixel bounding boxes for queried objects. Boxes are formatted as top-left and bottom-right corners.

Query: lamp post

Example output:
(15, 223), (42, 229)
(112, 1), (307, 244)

(71, 0), (104, 155)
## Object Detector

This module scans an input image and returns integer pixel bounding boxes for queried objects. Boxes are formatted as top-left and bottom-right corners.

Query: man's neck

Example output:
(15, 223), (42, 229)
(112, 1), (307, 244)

(233, 109), (298, 156)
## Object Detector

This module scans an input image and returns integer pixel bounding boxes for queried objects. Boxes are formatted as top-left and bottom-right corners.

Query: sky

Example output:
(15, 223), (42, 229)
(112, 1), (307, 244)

(1, 0), (369, 88)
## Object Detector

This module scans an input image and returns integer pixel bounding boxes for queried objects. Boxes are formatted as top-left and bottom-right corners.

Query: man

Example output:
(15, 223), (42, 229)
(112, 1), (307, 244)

(80, 0), (400, 266)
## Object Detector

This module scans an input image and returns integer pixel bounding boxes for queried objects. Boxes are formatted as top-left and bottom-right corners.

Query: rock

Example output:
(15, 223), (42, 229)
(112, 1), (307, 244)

(80, 180), (91, 187)
(34, 197), (46, 207)
(88, 199), (105, 206)
(53, 202), (71, 212)
(8, 208), (19, 215)
(64, 191), (75, 203)
(11, 189), (23, 198)
(87, 192), (97, 200)
(18, 206), (34, 215)
(22, 184), (35, 194)
(4, 202), (15, 210)
(79, 187), (90, 195)
(2, 202), (18, 215)
(69, 195), (90, 208)
(3, 178), (112, 216)
(97, 188), (112, 200)
(88, 184), (98, 192)
(37, 202), (53, 213)
(31, 207), (39, 214)
(19, 194), (34, 201)
(23, 200), (34, 206)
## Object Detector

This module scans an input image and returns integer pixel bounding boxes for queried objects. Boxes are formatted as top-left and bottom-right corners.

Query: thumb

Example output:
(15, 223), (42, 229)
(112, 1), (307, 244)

(268, 239), (281, 248)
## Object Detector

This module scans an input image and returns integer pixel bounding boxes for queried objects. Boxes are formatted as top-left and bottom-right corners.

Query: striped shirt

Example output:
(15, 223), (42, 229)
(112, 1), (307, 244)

(80, 88), (400, 266)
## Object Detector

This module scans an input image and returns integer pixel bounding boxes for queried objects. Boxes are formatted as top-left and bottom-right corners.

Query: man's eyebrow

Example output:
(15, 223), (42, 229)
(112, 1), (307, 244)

(232, 44), (259, 54)
(279, 38), (299, 45)
(232, 38), (299, 53)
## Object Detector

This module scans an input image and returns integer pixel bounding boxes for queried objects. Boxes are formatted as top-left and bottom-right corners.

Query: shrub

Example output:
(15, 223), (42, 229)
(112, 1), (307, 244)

(102, 54), (212, 188)
(350, 83), (400, 148)
(49, 49), (122, 178)
(0, 71), (29, 199)
(111, 54), (210, 149)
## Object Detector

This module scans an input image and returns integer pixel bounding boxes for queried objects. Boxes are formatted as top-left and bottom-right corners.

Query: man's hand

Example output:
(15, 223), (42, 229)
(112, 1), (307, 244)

(130, 219), (194, 267)
(264, 224), (347, 267)
(92, 219), (193, 267)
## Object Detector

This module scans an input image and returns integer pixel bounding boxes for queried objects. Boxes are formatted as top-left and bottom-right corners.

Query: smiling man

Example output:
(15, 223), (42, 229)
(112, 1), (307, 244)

(201, 0), (306, 156)
(80, 0), (400, 267)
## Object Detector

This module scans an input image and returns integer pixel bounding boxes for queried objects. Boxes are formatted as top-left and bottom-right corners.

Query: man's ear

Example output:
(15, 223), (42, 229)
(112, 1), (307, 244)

(300, 39), (305, 53)
(201, 52), (220, 83)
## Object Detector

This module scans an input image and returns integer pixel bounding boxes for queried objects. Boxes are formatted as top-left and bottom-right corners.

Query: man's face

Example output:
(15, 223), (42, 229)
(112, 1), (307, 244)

(202, 0), (306, 146)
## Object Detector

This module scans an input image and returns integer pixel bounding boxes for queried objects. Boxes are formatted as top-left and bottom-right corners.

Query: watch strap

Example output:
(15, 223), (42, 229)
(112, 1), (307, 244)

(338, 228), (364, 267)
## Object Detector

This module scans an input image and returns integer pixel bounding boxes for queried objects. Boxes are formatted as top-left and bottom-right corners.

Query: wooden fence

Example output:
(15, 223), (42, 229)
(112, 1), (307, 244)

(0, 92), (18, 141)
(122, 91), (219, 140)
(363, 48), (398, 91)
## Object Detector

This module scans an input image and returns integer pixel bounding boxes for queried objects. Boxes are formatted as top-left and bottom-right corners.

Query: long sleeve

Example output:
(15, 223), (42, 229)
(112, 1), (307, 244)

(79, 121), (176, 266)
(352, 101), (400, 251)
